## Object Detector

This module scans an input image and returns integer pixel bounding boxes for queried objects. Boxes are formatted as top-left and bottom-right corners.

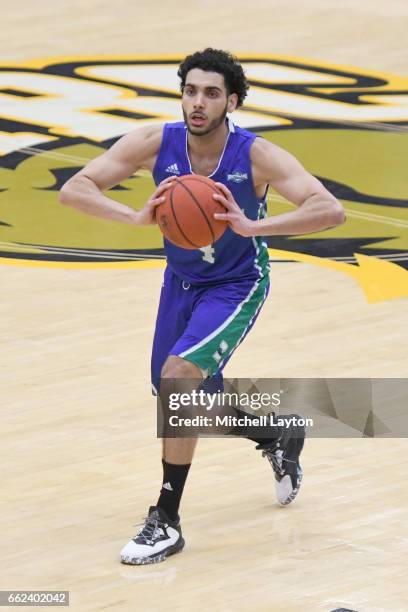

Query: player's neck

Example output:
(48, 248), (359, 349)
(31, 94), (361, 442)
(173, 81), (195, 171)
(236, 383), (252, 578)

(187, 120), (229, 159)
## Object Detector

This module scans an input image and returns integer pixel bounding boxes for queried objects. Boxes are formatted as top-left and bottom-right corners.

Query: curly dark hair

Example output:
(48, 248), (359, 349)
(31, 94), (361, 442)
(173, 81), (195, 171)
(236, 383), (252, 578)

(178, 48), (249, 108)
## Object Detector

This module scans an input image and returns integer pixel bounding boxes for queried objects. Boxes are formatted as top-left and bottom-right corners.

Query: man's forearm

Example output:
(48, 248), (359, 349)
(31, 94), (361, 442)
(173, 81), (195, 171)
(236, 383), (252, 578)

(249, 194), (345, 236)
(59, 176), (140, 224)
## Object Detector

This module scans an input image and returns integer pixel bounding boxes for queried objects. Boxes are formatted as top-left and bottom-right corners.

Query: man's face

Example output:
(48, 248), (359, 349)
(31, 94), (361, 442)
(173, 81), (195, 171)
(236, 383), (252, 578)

(182, 68), (238, 136)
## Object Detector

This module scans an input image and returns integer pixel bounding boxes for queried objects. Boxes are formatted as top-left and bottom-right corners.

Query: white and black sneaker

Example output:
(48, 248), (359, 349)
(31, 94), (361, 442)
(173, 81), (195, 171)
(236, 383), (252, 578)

(120, 506), (185, 565)
(257, 414), (305, 506)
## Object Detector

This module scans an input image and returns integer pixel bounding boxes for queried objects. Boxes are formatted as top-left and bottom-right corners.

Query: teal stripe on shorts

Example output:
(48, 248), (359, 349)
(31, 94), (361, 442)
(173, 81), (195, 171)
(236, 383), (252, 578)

(178, 273), (269, 378)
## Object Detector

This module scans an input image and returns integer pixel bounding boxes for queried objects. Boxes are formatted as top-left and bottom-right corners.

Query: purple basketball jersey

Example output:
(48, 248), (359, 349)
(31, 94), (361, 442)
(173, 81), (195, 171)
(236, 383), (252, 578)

(152, 118), (270, 284)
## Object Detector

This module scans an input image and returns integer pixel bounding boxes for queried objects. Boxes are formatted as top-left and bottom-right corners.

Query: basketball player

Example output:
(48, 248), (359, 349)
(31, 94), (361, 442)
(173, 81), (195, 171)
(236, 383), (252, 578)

(59, 49), (345, 565)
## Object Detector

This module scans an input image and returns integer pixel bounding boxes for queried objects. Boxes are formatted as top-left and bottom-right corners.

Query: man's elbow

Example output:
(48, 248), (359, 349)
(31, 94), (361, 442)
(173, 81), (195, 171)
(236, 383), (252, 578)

(59, 182), (74, 206)
(59, 176), (87, 207)
(328, 200), (346, 227)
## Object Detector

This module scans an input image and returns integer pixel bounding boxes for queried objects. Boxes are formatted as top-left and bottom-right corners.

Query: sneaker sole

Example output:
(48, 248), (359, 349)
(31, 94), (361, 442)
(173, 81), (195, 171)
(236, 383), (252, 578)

(277, 466), (303, 506)
(280, 427), (304, 506)
(120, 537), (185, 565)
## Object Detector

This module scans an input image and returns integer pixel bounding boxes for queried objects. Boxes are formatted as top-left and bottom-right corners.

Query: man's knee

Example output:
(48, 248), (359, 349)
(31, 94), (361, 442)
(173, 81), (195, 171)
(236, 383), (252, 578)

(161, 355), (202, 380)
(159, 357), (203, 437)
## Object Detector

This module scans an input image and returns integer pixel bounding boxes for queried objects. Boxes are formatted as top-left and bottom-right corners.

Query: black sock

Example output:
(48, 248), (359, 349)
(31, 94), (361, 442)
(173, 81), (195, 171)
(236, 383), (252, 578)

(156, 459), (191, 521)
(229, 408), (278, 446)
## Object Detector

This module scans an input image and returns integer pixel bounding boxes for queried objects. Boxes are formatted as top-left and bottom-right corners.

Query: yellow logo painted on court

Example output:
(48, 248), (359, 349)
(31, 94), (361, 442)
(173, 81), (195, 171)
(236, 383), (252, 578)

(0, 55), (407, 302)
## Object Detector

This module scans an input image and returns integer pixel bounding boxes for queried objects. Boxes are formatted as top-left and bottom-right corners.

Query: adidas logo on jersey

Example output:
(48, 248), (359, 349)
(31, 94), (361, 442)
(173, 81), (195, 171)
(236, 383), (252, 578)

(227, 171), (248, 183)
(165, 163), (180, 175)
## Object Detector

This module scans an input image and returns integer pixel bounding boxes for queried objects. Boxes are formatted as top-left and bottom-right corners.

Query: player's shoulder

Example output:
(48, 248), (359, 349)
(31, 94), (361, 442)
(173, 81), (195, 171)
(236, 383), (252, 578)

(115, 123), (164, 146)
(105, 123), (165, 170)
(115, 123), (164, 162)
(144, 121), (185, 142)
(251, 134), (280, 155)
(249, 135), (300, 185)
(128, 123), (164, 146)
(119, 121), (184, 169)
(250, 134), (294, 167)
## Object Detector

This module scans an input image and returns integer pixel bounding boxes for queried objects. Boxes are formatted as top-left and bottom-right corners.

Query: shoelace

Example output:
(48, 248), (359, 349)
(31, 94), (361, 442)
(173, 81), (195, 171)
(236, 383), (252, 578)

(262, 448), (297, 476)
(134, 517), (165, 545)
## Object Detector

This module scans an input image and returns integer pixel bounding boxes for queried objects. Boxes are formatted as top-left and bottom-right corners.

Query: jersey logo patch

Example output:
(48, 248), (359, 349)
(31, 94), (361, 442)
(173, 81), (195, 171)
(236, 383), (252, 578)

(227, 171), (248, 183)
(165, 163), (180, 175)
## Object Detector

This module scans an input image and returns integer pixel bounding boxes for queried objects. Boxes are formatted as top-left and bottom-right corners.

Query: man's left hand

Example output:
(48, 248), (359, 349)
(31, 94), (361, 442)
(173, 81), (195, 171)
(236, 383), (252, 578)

(213, 183), (258, 237)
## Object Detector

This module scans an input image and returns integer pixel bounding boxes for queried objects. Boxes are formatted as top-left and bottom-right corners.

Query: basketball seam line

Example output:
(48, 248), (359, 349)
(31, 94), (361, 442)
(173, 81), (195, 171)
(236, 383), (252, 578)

(169, 182), (201, 248)
(175, 178), (217, 244)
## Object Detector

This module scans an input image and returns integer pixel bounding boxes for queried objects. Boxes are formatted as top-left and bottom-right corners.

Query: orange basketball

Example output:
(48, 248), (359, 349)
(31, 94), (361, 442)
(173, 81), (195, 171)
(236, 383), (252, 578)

(156, 175), (228, 249)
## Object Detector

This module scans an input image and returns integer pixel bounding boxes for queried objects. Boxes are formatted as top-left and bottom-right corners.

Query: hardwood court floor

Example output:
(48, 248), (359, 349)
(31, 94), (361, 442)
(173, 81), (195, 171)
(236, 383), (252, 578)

(1, 1), (408, 610)
(2, 265), (408, 611)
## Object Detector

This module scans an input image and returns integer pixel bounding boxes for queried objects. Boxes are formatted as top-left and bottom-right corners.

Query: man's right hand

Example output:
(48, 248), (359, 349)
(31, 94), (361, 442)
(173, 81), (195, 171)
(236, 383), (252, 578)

(136, 177), (176, 226)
